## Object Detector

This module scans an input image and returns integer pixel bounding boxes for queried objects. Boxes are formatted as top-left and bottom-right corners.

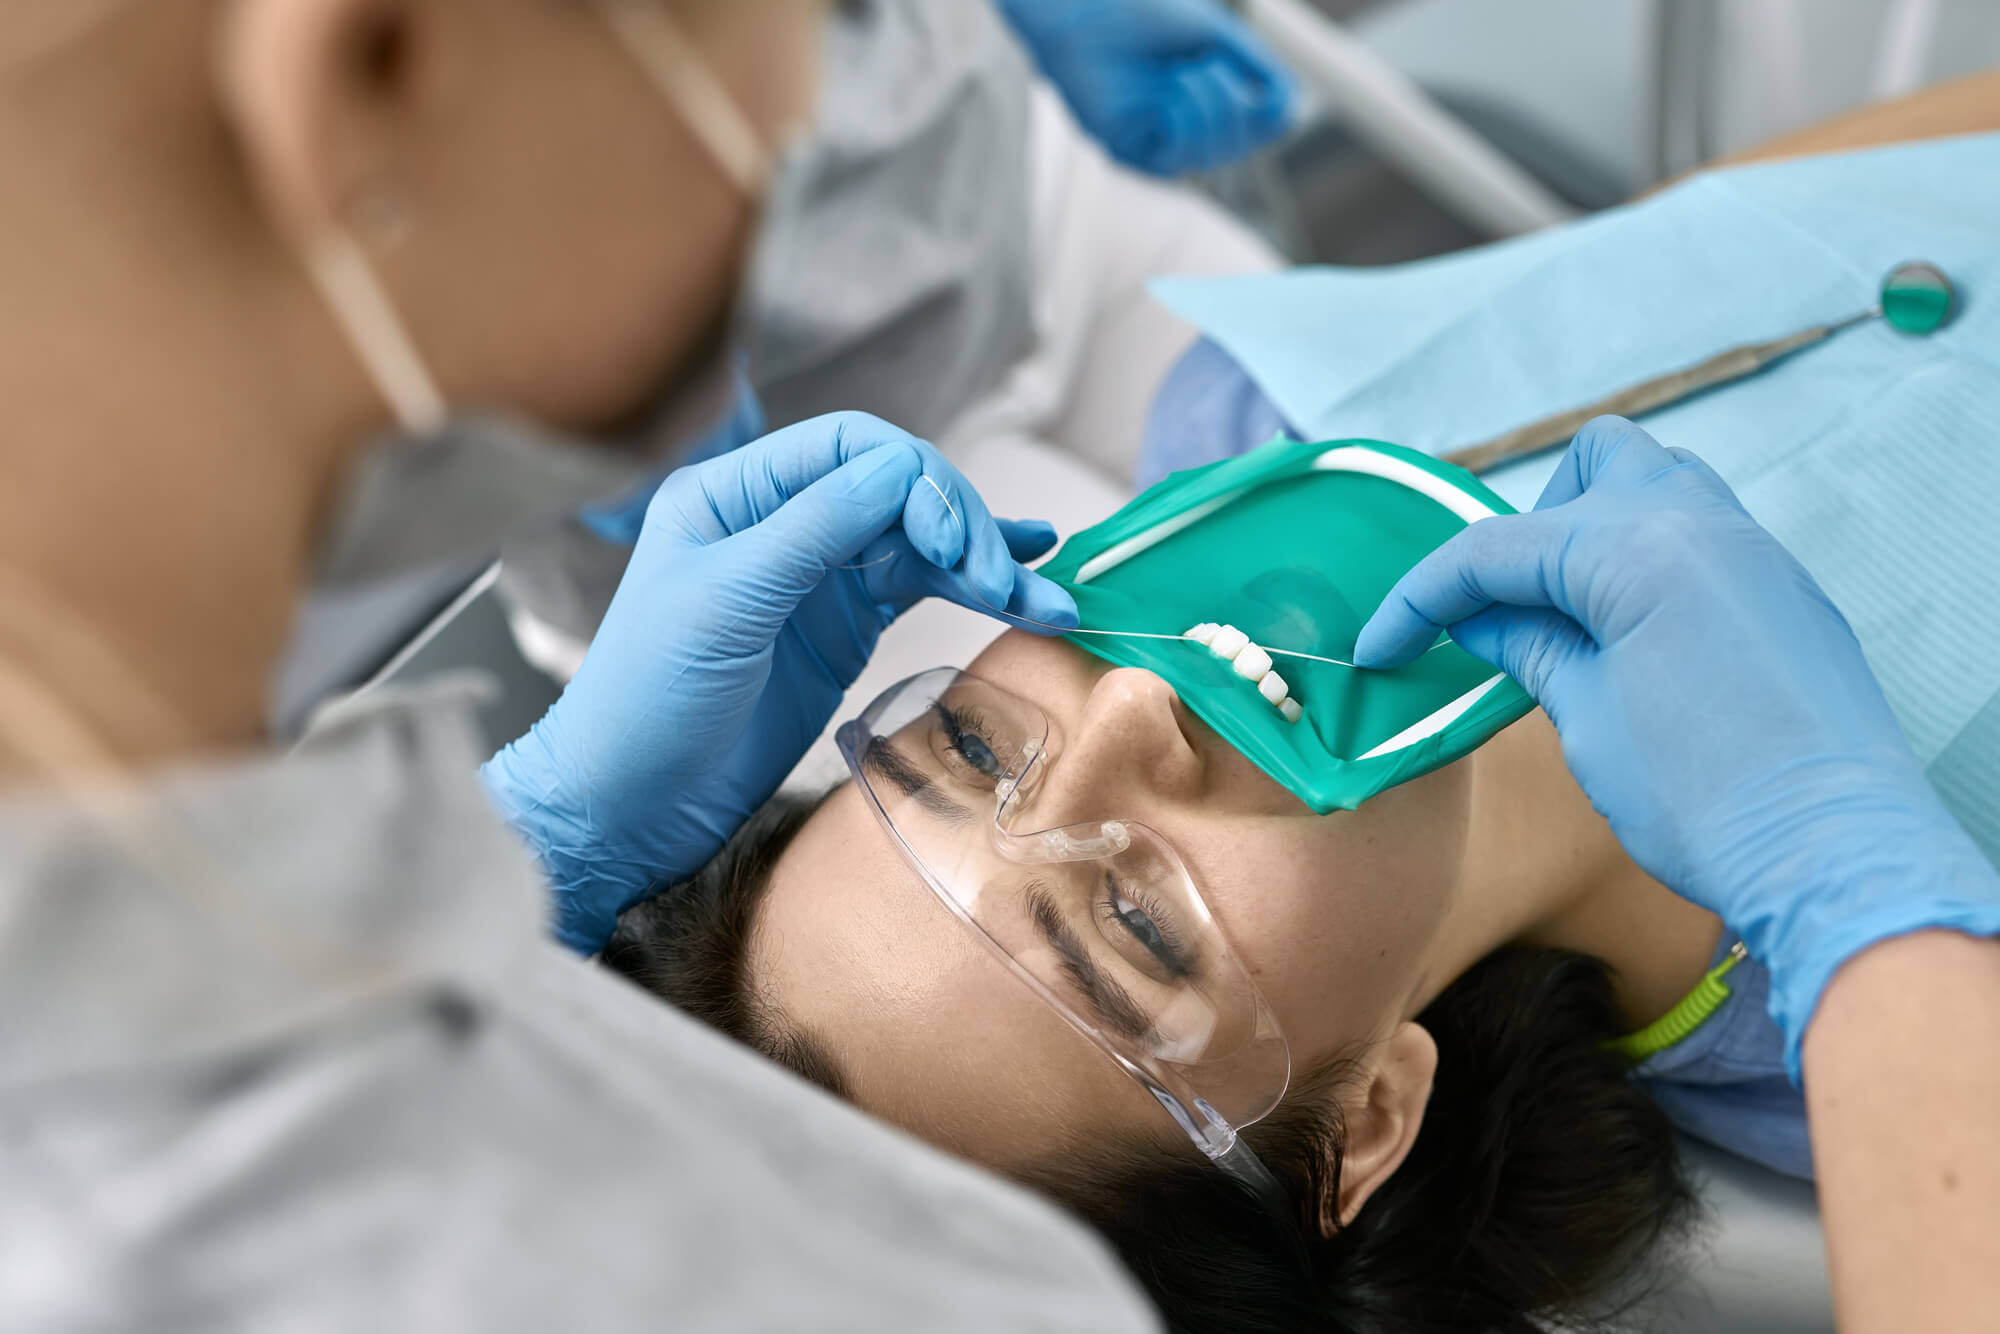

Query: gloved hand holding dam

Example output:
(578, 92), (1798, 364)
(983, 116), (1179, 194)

(483, 412), (1078, 955)
(1356, 416), (2000, 1077)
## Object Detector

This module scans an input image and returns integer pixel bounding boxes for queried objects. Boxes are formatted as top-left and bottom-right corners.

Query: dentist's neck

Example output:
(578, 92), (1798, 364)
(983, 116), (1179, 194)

(0, 5), (381, 775)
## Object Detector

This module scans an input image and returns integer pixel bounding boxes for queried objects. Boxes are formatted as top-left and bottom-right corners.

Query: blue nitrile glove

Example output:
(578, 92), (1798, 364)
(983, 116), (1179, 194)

(1355, 417), (2000, 1080)
(995, 0), (1297, 177)
(483, 412), (1079, 954)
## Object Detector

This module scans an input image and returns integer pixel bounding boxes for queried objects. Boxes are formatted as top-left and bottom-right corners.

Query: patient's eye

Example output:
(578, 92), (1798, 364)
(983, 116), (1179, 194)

(933, 702), (1006, 786)
(1100, 875), (1191, 981)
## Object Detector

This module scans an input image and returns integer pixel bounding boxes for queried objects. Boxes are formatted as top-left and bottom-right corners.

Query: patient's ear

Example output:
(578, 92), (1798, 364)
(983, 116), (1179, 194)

(1319, 1021), (1437, 1237)
(213, 0), (437, 245)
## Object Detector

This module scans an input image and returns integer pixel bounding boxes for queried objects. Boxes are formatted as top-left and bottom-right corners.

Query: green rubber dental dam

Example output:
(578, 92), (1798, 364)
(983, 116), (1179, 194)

(1037, 438), (1535, 814)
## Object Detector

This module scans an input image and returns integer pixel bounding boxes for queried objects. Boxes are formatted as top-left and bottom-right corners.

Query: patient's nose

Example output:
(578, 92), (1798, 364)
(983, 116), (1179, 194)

(1042, 668), (1204, 816)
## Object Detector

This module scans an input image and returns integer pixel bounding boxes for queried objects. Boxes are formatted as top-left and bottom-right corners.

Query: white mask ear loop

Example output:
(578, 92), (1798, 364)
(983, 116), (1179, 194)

(590, 0), (773, 197)
(304, 230), (448, 436)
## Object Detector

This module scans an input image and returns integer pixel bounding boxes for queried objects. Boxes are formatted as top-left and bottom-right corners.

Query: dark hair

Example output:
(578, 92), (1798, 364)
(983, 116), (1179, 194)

(601, 794), (849, 1100)
(604, 793), (1701, 1334)
(1044, 947), (1702, 1333)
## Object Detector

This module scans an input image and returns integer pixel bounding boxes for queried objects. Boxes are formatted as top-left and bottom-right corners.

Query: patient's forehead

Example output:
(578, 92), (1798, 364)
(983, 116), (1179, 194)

(753, 779), (1169, 1170)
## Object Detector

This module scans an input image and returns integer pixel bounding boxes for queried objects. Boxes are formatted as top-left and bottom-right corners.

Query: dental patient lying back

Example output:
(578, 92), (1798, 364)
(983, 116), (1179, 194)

(604, 628), (1746, 1334)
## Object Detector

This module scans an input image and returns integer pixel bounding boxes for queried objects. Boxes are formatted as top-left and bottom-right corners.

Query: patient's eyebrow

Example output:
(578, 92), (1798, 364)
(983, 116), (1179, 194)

(1029, 885), (1153, 1043)
(861, 736), (970, 823)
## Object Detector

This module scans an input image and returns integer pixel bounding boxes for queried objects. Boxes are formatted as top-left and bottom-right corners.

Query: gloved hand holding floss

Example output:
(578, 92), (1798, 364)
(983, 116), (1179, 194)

(1356, 417), (2000, 1079)
(484, 417), (1077, 954)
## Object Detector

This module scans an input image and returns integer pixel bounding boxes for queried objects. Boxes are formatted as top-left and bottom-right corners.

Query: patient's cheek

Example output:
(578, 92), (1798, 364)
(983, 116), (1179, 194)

(1387, 763), (1471, 863)
(1238, 761), (1473, 1033)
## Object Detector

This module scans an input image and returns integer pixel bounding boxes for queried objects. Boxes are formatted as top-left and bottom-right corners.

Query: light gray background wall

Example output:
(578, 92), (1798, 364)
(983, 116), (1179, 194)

(1346, 0), (2000, 193)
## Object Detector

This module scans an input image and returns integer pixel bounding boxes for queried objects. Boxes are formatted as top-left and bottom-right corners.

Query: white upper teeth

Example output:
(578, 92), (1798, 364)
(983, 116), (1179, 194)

(1231, 645), (1273, 680)
(1208, 624), (1250, 659)
(1186, 623), (1301, 723)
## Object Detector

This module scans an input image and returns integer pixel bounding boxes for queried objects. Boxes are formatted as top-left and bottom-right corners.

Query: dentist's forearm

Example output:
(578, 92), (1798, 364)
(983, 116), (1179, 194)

(1803, 929), (2000, 1333)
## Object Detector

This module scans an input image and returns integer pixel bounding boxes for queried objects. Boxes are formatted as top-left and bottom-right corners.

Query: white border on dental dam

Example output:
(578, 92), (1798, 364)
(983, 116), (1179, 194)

(1070, 446), (1504, 762)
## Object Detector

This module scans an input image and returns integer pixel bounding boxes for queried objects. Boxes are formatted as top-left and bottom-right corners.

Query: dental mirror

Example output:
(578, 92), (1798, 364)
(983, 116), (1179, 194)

(1880, 259), (1956, 335)
(1448, 260), (1960, 474)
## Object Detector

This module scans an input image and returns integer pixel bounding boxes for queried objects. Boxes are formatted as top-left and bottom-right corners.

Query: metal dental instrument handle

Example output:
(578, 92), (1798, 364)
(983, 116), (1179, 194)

(1442, 260), (1959, 477)
(1443, 310), (1875, 476)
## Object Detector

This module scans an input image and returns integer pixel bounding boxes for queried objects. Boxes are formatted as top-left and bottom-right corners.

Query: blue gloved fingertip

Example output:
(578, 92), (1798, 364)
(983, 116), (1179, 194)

(1016, 573), (1079, 632)
(1352, 612), (1431, 670)
(1349, 620), (1393, 670)
(909, 473), (968, 569)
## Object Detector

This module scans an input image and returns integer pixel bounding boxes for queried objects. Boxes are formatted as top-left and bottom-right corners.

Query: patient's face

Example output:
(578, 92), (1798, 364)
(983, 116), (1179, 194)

(754, 631), (1473, 1169)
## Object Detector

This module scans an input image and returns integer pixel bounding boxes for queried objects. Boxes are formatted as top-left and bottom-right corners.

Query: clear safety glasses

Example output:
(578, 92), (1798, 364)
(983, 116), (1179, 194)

(836, 669), (1294, 1210)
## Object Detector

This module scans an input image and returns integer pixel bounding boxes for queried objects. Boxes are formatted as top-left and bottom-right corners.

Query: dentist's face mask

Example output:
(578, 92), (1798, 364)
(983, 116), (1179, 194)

(310, 0), (795, 588)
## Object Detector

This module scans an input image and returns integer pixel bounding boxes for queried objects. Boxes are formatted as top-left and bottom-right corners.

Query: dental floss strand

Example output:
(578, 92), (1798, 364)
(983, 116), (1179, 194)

(987, 608), (1435, 672)
(837, 481), (1445, 721)
(984, 610), (1453, 728)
